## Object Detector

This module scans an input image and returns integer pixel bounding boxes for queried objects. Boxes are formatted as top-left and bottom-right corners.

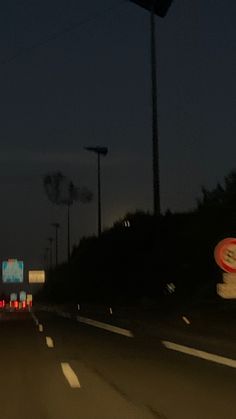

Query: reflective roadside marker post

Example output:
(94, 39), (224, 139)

(214, 238), (236, 299)
(166, 282), (175, 293)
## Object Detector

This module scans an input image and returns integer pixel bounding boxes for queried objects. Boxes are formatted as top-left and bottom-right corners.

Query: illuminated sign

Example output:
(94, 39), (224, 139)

(28, 270), (45, 283)
(2, 259), (24, 283)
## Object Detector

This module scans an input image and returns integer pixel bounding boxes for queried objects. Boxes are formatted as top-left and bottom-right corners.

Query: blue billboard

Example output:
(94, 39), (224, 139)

(2, 259), (24, 283)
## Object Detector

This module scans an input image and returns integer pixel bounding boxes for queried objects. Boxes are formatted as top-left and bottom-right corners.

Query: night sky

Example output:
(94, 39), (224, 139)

(0, 0), (235, 268)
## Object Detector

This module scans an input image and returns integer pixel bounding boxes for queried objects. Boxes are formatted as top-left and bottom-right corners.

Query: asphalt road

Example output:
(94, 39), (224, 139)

(0, 310), (235, 419)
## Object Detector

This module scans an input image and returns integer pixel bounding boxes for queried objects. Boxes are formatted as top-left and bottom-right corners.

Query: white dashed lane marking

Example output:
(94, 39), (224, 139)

(76, 316), (134, 338)
(46, 336), (54, 348)
(61, 363), (81, 388)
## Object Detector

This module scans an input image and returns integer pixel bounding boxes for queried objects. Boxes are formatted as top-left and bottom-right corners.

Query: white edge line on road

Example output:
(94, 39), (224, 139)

(39, 324), (43, 332)
(61, 363), (81, 388)
(46, 336), (54, 348)
(76, 315), (134, 338)
(162, 340), (236, 369)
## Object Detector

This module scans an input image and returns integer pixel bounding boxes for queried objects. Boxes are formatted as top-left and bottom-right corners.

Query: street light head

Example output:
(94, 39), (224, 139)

(129, 0), (174, 17)
(52, 222), (60, 228)
(84, 146), (108, 156)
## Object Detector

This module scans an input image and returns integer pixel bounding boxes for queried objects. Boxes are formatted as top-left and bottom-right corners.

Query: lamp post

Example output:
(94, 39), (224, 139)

(67, 203), (71, 262)
(44, 247), (50, 270)
(48, 237), (53, 270)
(51, 222), (60, 267)
(150, 1), (160, 216)
(129, 0), (174, 216)
(84, 146), (108, 237)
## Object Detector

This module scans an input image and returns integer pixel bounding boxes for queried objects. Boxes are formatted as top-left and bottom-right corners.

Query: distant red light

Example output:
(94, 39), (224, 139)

(14, 301), (19, 309)
(22, 301), (26, 308)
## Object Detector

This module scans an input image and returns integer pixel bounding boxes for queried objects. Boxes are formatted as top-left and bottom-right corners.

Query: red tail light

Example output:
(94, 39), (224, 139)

(13, 301), (19, 309)
(22, 301), (26, 309)
(0, 301), (3, 308)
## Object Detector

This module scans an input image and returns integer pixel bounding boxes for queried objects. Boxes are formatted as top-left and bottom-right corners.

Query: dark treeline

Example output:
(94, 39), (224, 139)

(38, 170), (236, 305)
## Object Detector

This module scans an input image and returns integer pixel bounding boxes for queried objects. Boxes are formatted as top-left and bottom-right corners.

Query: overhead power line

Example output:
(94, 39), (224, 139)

(1, 1), (127, 66)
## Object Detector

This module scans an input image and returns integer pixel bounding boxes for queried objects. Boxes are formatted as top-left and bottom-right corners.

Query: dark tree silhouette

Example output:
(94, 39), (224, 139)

(43, 171), (93, 261)
(197, 170), (236, 211)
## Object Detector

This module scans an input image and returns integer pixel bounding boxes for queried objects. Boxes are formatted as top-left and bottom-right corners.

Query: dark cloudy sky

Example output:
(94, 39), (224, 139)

(0, 0), (235, 268)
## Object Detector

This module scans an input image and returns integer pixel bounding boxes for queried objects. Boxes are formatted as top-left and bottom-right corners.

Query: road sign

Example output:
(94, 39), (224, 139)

(214, 239), (236, 298)
(217, 283), (236, 299)
(28, 270), (45, 283)
(214, 238), (236, 273)
(2, 259), (24, 283)
(223, 272), (236, 285)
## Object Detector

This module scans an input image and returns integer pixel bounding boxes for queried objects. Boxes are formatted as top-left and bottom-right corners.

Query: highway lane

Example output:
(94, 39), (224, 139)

(0, 310), (235, 419)
(36, 310), (236, 419)
(0, 310), (155, 419)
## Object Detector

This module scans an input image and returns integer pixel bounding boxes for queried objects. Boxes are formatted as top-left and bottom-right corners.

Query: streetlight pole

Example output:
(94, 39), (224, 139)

(150, 2), (160, 216)
(52, 222), (60, 267)
(48, 237), (53, 270)
(67, 204), (71, 262)
(84, 146), (108, 237)
(44, 247), (50, 271)
(97, 152), (102, 237)
(129, 0), (174, 216)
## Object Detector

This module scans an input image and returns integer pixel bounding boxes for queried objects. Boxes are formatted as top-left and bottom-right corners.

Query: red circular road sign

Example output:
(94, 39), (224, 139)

(214, 237), (236, 273)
